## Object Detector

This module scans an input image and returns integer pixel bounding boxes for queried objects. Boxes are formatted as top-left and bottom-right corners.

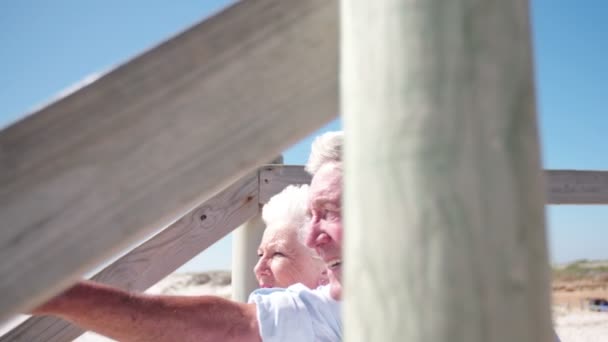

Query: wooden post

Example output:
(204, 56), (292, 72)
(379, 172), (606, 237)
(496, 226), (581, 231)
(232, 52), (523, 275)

(231, 215), (265, 302)
(341, 1), (553, 342)
(231, 156), (283, 302)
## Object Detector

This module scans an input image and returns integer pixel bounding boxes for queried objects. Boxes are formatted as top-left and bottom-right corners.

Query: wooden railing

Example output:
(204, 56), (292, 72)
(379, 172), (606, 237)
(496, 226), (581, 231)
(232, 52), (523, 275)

(3, 164), (607, 341)
(1, 0), (606, 341)
(260, 166), (608, 205)
(0, 0), (337, 322)
(1, 172), (259, 341)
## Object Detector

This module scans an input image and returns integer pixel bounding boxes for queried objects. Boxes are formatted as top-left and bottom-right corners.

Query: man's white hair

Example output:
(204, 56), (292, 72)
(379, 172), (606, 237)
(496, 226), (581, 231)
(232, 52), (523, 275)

(305, 131), (343, 175)
(262, 184), (310, 232)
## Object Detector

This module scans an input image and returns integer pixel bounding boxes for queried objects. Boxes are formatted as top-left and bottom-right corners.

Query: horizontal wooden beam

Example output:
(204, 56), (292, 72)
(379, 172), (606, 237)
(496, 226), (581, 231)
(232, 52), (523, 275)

(546, 170), (608, 204)
(0, 0), (337, 319)
(259, 165), (312, 203)
(0, 173), (258, 342)
(260, 166), (608, 205)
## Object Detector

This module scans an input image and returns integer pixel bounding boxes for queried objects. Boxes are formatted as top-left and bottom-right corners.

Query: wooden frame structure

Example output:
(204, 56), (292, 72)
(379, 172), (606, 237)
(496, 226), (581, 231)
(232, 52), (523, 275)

(2, 164), (608, 341)
(1, 0), (606, 341)
(2, 163), (608, 340)
(0, 0), (337, 321)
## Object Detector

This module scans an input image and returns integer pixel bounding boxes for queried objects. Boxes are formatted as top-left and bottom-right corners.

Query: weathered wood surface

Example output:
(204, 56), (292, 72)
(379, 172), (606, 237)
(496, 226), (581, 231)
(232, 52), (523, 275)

(260, 165), (608, 205)
(231, 157), (283, 303)
(259, 165), (312, 204)
(1, 173), (259, 342)
(0, 0), (338, 319)
(341, 0), (553, 341)
(547, 170), (608, 204)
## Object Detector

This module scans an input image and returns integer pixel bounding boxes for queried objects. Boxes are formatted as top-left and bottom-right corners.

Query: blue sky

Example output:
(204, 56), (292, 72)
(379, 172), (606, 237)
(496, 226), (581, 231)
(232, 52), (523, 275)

(1, 1), (606, 271)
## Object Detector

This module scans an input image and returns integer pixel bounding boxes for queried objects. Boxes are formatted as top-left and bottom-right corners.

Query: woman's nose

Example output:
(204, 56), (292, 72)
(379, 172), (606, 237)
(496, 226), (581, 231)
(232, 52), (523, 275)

(254, 258), (269, 276)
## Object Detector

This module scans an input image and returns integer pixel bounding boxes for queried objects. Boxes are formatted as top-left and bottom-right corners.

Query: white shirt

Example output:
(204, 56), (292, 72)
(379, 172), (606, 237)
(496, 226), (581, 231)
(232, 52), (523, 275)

(249, 284), (560, 342)
(248, 284), (342, 342)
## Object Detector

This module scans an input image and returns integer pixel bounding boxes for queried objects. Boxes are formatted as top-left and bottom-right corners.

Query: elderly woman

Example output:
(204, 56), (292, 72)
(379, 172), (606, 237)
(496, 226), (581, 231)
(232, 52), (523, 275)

(254, 184), (328, 289)
(30, 184), (331, 342)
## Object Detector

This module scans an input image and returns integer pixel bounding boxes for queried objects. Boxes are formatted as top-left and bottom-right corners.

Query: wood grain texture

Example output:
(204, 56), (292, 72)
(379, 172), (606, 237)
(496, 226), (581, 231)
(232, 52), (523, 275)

(259, 165), (312, 204)
(260, 166), (608, 205)
(0, 0), (337, 319)
(231, 157), (283, 302)
(341, 0), (553, 341)
(546, 170), (608, 204)
(0, 173), (258, 342)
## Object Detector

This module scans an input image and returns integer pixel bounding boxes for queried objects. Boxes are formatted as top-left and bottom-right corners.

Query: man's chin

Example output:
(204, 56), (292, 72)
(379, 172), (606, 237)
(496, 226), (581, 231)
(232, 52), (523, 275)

(329, 281), (342, 300)
(328, 269), (342, 300)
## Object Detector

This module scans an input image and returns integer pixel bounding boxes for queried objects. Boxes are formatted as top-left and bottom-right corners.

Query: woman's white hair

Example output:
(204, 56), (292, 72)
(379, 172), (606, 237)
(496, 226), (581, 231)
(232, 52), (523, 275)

(262, 184), (310, 233)
(305, 131), (343, 175)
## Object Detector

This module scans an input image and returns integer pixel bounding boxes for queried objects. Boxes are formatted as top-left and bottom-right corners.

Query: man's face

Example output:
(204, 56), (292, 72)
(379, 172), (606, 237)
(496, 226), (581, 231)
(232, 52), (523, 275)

(306, 162), (343, 300)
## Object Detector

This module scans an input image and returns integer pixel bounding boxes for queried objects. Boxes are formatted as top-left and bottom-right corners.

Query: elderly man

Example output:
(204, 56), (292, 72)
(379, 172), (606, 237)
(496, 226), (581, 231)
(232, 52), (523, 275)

(302, 131), (344, 300)
(304, 131), (563, 342)
(32, 132), (345, 342)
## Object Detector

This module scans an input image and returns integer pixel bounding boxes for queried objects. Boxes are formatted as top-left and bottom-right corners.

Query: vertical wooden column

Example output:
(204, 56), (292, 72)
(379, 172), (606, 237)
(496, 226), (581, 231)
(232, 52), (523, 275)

(231, 156), (283, 302)
(341, 1), (553, 341)
(231, 215), (265, 302)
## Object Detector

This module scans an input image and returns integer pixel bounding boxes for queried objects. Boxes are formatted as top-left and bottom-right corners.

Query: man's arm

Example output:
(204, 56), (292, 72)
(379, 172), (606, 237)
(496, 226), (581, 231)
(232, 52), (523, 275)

(32, 280), (261, 342)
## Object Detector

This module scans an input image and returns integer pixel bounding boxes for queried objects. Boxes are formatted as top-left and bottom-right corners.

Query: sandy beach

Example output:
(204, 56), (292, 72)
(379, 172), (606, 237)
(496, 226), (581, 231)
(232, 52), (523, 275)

(551, 261), (608, 342)
(554, 306), (608, 342)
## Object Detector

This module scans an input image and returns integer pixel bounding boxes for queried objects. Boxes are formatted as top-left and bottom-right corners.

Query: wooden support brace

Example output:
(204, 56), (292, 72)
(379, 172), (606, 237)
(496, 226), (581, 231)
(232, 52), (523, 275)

(0, 0), (338, 320)
(1, 173), (258, 342)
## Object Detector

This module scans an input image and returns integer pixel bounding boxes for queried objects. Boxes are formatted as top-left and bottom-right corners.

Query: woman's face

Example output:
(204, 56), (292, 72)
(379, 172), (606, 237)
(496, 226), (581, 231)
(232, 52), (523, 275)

(254, 222), (327, 289)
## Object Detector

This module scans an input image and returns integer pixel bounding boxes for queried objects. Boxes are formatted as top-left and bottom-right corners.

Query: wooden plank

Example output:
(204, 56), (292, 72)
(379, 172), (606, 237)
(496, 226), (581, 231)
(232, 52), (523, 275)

(259, 165), (311, 204)
(261, 166), (608, 205)
(0, 173), (259, 342)
(546, 170), (608, 204)
(231, 156), (282, 302)
(0, 0), (338, 319)
(341, 0), (553, 341)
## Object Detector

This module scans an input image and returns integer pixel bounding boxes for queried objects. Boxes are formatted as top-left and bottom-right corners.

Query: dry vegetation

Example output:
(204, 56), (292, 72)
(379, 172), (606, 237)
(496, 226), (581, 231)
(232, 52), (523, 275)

(552, 259), (608, 309)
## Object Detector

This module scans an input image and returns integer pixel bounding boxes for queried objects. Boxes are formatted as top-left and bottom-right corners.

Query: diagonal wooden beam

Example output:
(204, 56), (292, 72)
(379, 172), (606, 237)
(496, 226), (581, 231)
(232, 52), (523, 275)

(0, 0), (338, 319)
(0, 172), (258, 342)
(259, 166), (608, 205)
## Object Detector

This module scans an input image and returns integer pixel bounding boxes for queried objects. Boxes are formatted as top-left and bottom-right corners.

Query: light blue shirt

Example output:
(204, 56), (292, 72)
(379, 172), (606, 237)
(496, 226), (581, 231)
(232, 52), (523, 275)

(248, 284), (561, 342)
(248, 284), (342, 342)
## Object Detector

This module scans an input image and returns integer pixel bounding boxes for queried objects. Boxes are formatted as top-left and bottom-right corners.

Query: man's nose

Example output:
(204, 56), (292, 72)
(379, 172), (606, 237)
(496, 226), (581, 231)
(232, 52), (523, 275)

(306, 225), (329, 249)
(305, 224), (319, 248)
(314, 232), (331, 247)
